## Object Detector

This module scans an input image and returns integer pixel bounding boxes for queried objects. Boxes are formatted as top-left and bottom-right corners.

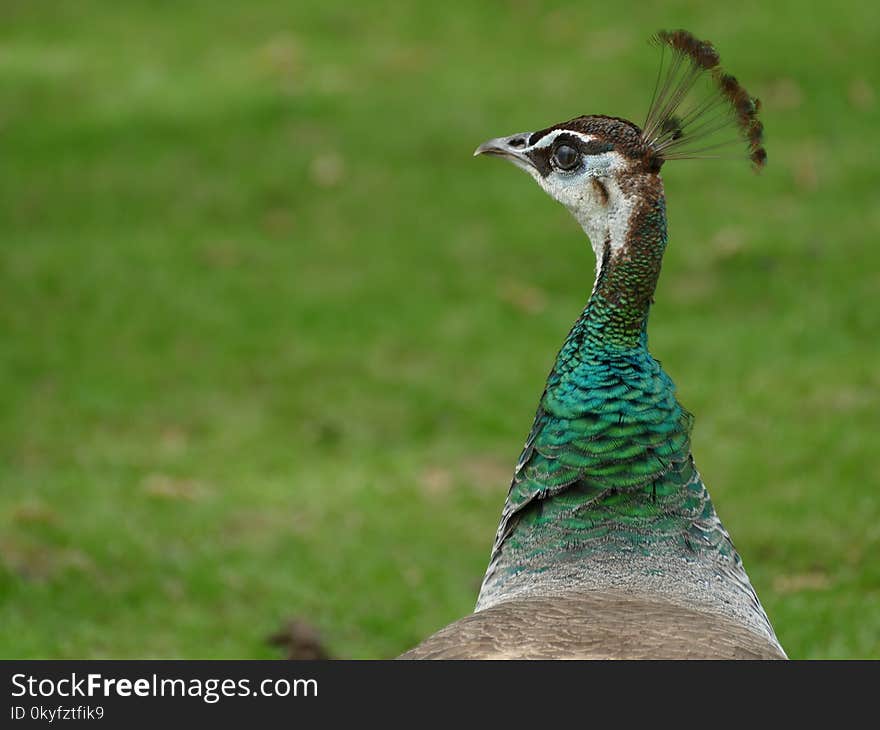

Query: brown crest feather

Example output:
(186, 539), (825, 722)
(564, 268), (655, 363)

(643, 30), (766, 171)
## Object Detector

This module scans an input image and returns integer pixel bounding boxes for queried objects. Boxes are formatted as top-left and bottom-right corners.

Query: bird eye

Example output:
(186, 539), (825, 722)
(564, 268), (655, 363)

(551, 143), (580, 171)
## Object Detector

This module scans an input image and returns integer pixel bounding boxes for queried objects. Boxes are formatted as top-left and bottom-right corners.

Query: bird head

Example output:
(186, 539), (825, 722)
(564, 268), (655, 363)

(474, 115), (659, 247)
(474, 30), (765, 256)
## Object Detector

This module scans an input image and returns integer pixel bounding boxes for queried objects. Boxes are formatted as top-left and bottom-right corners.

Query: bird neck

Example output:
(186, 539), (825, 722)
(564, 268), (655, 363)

(576, 174), (667, 353)
(475, 175), (782, 649)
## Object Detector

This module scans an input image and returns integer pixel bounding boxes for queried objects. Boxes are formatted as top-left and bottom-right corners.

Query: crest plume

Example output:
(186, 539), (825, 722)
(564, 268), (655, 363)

(643, 30), (766, 169)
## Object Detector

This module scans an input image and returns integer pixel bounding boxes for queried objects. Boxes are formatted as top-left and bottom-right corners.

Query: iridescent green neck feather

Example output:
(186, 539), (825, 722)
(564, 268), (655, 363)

(582, 180), (666, 350)
(476, 182), (777, 643)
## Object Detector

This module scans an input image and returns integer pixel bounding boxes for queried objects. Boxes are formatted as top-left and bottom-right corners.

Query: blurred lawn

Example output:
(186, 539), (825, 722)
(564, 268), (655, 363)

(1, 0), (878, 659)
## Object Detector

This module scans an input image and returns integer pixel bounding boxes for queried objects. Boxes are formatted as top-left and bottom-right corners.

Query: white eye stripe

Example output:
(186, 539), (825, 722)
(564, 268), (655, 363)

(529, 129), (597, 150)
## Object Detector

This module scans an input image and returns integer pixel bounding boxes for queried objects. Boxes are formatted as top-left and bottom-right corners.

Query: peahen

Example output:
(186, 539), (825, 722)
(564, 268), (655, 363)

(402, 30), (785, 660)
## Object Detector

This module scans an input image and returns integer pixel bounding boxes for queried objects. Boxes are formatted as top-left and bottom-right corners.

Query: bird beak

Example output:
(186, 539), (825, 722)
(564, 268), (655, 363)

(473, 133), (536, 172)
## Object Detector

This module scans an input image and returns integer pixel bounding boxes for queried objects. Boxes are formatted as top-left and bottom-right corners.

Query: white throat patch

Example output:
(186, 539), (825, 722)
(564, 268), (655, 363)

(524, 131), (635, 287)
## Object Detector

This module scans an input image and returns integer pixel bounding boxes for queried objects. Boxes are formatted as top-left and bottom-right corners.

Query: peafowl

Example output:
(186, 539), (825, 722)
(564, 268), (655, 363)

(402, 30), (785, 660)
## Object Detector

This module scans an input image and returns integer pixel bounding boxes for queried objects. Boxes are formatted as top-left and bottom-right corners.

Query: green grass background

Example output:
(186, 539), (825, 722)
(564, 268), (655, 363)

(1, 0), (878, 658)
